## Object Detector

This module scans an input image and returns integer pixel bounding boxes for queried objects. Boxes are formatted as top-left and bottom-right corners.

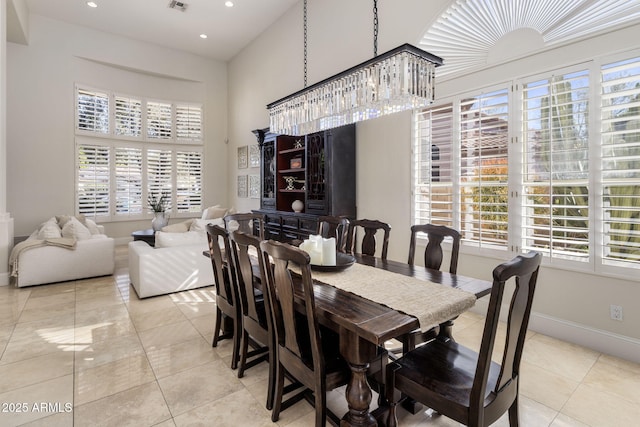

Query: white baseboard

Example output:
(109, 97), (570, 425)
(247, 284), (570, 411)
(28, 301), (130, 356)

(470, 301), (640, 364)
(528, 313), (640, 364)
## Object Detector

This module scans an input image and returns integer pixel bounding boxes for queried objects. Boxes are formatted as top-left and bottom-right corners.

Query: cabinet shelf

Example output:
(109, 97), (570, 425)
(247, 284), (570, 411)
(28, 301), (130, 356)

(279, 168), (305, 173)
(279, 147), (305, 155)
(279, 189), (305, 193)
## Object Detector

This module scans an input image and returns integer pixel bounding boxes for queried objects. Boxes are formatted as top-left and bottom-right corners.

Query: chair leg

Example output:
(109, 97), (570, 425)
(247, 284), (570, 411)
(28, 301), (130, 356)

(266, 346), (275, 410)
(230, 316), (241, 370)
(237, 329), (249, 378)
(315, 389), (326, 427)
(508, 396), (519, 427)
(212, 308), (222, 347)
(271, 362), (285, 422)
(386, 362), (402, 427)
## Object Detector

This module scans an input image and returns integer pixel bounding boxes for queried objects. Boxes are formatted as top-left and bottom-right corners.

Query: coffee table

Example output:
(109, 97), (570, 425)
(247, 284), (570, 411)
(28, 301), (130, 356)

(131, 229), (156, 247)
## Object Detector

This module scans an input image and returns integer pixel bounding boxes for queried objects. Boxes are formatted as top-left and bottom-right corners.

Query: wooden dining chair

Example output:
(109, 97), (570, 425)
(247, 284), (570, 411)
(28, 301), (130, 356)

(229, 230), (275, 410)
(347, 219), (391, 259)
(404, 223), (462, 350)
(206, 224), (242, 370)
(317, 215), (350, 253)
(258, 239), (350, 427)
(224, 212), (266, 239)
(385, 251), (542, 427)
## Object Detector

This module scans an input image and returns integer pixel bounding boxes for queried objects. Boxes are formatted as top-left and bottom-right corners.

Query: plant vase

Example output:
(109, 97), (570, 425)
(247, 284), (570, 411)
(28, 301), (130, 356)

(152, 212), (169, 231)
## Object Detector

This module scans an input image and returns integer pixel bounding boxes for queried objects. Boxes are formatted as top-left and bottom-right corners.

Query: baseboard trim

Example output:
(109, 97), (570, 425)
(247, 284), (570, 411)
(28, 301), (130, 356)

(469, 301), (640, 364)
(528, 313), (640, 364)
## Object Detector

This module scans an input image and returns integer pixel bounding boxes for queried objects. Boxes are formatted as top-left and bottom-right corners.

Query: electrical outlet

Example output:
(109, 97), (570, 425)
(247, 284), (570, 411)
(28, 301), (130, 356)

(610, 304), (623, 321)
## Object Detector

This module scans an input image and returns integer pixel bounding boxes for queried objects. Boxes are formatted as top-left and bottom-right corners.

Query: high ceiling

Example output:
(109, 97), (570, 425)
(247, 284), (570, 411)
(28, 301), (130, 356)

(20, 0), (299, 61)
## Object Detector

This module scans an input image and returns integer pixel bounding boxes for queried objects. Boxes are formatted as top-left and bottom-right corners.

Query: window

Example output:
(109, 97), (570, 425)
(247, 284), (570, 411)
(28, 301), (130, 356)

(75, 85), (203, 220)
(413, 52), (640, 273)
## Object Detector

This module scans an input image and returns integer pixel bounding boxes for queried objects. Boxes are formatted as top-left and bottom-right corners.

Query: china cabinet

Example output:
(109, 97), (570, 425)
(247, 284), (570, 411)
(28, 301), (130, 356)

(251, 125), (356, 242)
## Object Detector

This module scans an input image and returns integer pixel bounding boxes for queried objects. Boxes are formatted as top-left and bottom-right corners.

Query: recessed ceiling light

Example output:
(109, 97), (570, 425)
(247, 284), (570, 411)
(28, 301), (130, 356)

(87, 1), (98, 7)
(200, 34), (208, 39)
(225, 1), (234, 7)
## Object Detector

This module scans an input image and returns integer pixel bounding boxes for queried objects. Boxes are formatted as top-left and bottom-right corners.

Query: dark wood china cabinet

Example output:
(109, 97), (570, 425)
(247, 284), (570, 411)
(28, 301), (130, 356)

(251, 124), (356, 242)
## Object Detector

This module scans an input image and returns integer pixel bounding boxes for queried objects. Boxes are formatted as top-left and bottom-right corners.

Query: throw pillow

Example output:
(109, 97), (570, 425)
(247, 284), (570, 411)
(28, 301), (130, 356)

(190, 218), (223, 233)
(37, 218), (62, 240)
(162, 219), (194, 233)
(61, 216), (92, 240)
(202, 205), (228, 220)
(84, 218), (101, 235)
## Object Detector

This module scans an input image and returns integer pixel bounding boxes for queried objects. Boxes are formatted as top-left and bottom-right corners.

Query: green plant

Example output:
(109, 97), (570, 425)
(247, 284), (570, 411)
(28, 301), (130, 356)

(148, 191), (170, 213)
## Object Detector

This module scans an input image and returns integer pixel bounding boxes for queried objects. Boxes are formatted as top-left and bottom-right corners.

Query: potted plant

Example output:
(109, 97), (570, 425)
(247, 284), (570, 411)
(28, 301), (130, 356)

(148, 191), (170, 231)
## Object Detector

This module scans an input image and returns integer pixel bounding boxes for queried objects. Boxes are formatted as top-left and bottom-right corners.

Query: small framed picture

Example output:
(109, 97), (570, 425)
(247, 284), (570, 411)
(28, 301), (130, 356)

(237, 175), (248, 198)
(237, 146), (248, 169)
(249, 175), (260, 199)
(249, 144), (260, 168)
(290, 157), (302, 169)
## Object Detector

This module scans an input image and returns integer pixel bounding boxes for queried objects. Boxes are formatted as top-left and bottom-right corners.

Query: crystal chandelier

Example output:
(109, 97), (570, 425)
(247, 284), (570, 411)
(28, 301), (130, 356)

(267, 1), (443, 136)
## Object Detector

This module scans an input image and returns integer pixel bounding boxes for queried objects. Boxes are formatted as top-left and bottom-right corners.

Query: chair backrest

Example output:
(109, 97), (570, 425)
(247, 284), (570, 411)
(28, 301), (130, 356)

(471, 251), (542, 412)
(317, 215), (350, 253)
(347, 219), (391, 259)
(229, 230), (268, 329)
(224, 212), (266, 240)
(259, 240), (324, 375)
(206, 224), (237, 307)
(408, 224), (461, 273)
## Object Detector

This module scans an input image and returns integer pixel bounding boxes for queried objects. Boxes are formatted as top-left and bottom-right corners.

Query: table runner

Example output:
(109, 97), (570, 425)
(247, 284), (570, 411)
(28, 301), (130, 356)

(295, 262), (477, 333)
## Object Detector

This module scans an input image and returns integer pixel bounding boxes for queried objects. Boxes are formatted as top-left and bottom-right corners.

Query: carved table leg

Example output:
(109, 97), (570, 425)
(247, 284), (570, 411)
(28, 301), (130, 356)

(339, 328), (377, 427)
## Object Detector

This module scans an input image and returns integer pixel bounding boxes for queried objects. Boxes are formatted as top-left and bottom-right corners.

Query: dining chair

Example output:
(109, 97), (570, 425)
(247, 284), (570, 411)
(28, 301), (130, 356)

(404, 223), (462, 350)
(317, 215), (350, 253)
(229, 230), (275, 410)
(347, 219), (391, 259)
(206, 224), (242, 370)
(385, 251), (542, 427)
(258, 239), (350, 427)
(224, 212), (266, 239)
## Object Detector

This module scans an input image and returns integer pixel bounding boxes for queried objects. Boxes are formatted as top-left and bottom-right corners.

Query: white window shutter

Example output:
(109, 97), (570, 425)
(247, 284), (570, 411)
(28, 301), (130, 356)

(77, 143), (110, 217)
(147, 101), (173, 140)
(176, 104), (203, 141)
(77, 88), (109, 134)
(114, 96), (142, 138)
(176, 150), (203, 213)
(115, 147), (143, 216)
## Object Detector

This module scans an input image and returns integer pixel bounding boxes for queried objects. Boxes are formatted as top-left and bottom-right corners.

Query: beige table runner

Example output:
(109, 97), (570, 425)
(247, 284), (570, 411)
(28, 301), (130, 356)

(299, 263), (477, 333)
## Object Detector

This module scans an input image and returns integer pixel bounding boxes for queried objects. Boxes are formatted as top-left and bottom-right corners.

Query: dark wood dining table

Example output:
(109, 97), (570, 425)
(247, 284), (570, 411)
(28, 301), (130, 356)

(207, 248), (492, 427)
(300, 253), (492, 427)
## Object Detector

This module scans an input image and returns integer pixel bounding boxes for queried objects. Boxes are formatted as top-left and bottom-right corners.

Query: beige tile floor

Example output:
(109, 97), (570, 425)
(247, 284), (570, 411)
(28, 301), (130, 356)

(1, 245), (639, 426)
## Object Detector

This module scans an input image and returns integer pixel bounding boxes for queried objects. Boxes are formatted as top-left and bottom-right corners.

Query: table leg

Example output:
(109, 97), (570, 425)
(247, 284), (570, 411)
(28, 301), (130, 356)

(339, 328), (377, 427)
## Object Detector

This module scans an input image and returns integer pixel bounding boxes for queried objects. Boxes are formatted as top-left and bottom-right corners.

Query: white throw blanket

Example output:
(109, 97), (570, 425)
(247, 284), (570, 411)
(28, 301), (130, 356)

(9, 238), (77, 277)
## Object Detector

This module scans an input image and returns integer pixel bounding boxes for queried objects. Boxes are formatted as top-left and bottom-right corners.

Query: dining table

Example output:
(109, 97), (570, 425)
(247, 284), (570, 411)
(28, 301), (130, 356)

(207, 247), (493, 427)
(289, 253), (493, 427)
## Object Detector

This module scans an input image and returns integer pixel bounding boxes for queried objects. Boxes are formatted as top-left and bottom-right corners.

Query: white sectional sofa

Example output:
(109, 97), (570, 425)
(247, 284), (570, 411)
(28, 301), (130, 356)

(128, 218), (218, 298)
(11, 216), (115, 287)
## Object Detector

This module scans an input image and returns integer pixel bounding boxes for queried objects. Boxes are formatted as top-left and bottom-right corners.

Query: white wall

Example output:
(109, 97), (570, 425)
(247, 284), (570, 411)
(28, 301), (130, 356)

(228, 0), (640, 359)
(7, 15), (229, 239)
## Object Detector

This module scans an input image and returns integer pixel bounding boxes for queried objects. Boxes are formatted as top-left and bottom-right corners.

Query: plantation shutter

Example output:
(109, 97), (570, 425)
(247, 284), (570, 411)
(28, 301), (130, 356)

(77, 143), (110, 217)
(522, 69), (590, 260)
(114, 96), (142, 138)
(601, 56), (640, 266)
(147, 101), (173, 140)
(175, 104), (203, 141)
(115, 147), (143, 216)
(414, 104), (455, 227)
(459, 88), (509, 249)
(176, 150), (203, 213)
(76, 88), (109, 134)
(147, 148), (173, 203)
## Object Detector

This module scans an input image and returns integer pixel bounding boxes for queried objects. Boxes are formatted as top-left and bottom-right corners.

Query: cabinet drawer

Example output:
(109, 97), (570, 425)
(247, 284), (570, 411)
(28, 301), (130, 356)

(281, 217), (299, 230)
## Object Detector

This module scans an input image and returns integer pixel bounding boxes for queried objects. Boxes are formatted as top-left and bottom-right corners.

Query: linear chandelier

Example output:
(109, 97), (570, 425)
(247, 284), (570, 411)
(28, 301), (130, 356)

(267, 1), (443, 136)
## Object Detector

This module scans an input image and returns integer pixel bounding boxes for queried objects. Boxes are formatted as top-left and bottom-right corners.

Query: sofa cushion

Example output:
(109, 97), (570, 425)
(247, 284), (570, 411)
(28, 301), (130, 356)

(61, 216), (92, 240)
(201, 205), (228, 220)
(190, 218), (223, 233)
(162, 219), (194, 233)
(37, 218), (62, 240)
(155, 230), (206, 248)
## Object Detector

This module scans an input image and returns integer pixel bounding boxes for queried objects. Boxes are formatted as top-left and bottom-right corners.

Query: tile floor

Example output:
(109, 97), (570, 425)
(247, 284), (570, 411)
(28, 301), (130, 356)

(1, 246), (639, 426)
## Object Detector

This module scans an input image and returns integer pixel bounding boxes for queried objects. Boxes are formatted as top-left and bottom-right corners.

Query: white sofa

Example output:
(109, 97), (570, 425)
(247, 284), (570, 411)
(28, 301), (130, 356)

(11, 216), (115, 287)
(128, 219), (218, 298)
